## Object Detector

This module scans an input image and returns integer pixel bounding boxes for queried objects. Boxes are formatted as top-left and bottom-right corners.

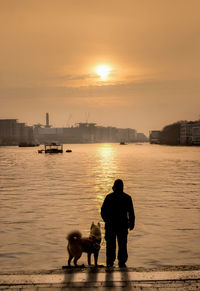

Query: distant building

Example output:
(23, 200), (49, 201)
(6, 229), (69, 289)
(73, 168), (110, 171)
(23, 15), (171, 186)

(150, 120), (200, 146)
(149, 130), (161, 144)
(180, 122), (192, 145)
(33, 123), (141, 144)
(192, 123), (200, 145)
(180, 121), (200, 145)
(33, 120), (148, 144)
(0, 119), (34, 145)
(137, 132), (148, 142)
(117, 128), (137, 143)
(33, 113), (147, 144)
(1, 113), (148, 145)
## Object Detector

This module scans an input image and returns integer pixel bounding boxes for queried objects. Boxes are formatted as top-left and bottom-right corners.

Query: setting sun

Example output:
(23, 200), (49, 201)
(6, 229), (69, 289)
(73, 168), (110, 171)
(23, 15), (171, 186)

(96, 65), (111, 80)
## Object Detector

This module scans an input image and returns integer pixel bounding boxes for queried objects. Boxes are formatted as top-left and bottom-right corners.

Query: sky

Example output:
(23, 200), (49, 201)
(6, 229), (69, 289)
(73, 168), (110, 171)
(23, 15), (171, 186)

(0, 0), (200, 134)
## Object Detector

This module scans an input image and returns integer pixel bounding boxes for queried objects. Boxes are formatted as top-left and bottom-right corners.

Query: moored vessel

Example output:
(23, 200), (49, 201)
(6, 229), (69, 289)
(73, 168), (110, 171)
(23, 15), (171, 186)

(38, 143), (63, 153)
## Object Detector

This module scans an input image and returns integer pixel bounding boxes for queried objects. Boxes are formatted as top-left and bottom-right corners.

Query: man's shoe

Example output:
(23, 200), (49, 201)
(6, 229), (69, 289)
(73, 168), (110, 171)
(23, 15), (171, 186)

(118, 263), (127, 268)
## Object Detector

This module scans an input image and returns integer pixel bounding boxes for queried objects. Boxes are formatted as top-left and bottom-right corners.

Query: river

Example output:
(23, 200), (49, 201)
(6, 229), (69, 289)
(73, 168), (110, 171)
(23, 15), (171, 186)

(0, 143), (200, 271)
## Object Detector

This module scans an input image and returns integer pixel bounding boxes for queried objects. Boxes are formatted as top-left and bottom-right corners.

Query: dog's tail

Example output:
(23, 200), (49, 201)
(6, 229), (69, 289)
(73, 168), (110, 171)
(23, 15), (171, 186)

(66, 231), (82, 242)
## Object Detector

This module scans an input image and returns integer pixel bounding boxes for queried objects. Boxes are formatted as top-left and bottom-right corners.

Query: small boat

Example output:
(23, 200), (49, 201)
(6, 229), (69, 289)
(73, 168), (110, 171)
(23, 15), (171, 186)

(66, 149), (72, 153)
(38, 143), (63, 153)
(120, 141), (127, 145)
(38, 149), (44, 153)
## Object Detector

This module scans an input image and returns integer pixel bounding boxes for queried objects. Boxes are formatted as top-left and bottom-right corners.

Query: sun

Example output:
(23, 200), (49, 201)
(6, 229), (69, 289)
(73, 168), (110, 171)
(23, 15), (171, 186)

(96, 65), (111, 80)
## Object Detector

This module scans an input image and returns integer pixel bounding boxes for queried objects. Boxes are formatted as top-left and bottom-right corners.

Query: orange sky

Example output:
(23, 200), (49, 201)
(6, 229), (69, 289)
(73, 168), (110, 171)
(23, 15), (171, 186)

(0, 0), (200, 134)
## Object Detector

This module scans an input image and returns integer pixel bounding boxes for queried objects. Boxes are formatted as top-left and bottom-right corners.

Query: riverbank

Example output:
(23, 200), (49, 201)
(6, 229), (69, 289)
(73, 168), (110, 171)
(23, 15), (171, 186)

(1, 265), (200, 290)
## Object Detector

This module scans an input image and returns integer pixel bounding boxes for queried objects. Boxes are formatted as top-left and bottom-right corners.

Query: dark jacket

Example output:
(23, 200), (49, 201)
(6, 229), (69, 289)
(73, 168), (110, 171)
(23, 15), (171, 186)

(101, 191), (135, 231)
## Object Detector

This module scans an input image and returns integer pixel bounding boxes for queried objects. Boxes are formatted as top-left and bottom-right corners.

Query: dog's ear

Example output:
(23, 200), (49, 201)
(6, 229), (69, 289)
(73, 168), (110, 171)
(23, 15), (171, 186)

(91, 222), (94, 229)
(98, 222), (101, 228)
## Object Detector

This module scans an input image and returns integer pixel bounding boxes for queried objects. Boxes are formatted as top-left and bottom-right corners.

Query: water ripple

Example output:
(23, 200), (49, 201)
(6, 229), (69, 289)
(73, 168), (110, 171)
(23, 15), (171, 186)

(0, 144), (200, 271)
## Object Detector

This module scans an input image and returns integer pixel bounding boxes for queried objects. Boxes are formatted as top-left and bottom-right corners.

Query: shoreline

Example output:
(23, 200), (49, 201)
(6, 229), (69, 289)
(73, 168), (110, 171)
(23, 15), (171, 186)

(1, 264), (200, 275)
(0, 265), (200, 290)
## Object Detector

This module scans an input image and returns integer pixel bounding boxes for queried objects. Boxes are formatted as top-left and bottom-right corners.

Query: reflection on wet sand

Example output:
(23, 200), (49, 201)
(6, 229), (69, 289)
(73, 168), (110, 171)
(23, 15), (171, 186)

(63, 268), (75, 287)
(105, 268), (115, 288)
(120, 269), (131, 289)
(83, 267), (99, 288)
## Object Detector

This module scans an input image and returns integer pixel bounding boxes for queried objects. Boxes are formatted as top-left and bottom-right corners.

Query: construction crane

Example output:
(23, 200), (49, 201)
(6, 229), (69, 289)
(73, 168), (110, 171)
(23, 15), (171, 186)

(85, 112), (90, 123)
(66, 114), (72, 127)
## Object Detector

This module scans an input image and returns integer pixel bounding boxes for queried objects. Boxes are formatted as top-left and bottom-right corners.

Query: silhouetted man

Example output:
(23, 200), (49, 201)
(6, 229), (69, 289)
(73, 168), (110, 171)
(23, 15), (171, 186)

(101, 179), (135, 267)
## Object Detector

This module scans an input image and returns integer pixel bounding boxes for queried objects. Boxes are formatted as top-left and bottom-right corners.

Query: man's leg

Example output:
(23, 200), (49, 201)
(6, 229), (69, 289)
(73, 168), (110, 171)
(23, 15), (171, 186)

(105, 229), (116, 266)
(117, 230), (128, 266)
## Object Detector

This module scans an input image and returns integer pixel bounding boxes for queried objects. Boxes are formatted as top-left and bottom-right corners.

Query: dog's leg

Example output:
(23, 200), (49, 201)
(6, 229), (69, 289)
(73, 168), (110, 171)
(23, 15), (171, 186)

(68, 254), (73, 266)
(94, 251), (99, 266)
(87, 252), (91, 266)
(74, 254), (82, 267)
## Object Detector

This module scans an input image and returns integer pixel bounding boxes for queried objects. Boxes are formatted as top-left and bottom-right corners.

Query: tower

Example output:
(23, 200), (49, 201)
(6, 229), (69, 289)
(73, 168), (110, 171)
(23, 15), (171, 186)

(45, 112), (50, 128)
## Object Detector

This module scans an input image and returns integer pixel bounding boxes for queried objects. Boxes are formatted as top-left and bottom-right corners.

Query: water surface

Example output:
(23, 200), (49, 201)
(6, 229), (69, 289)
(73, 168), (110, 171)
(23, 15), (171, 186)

(0, 143), (200, 271)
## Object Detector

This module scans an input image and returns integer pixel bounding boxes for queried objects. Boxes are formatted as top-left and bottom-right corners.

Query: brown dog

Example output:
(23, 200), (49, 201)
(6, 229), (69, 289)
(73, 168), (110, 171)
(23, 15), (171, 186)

(66, 222), (101, 267)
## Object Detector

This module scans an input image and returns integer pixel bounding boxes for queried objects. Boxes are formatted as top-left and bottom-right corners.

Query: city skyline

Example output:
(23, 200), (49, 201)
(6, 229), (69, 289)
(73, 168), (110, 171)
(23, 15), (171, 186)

(0, 116), (148, 146)
(1, 0), (200, 134)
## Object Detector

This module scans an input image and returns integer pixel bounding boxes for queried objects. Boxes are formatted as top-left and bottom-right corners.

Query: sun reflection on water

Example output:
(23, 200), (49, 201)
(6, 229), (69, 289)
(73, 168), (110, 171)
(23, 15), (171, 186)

(94, 144), (119, 211)
(98, 143), (115, 159)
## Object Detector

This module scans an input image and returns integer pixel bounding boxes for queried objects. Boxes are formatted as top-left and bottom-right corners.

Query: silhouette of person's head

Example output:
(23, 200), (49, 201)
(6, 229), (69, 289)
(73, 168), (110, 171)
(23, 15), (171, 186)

(112, 179), (124, 193)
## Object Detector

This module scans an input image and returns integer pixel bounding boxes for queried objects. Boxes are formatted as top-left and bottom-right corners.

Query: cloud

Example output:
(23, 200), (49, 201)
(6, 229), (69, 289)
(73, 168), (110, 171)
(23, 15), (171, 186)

(1, 0), (200, 133)
(56, 74), (95, 81)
